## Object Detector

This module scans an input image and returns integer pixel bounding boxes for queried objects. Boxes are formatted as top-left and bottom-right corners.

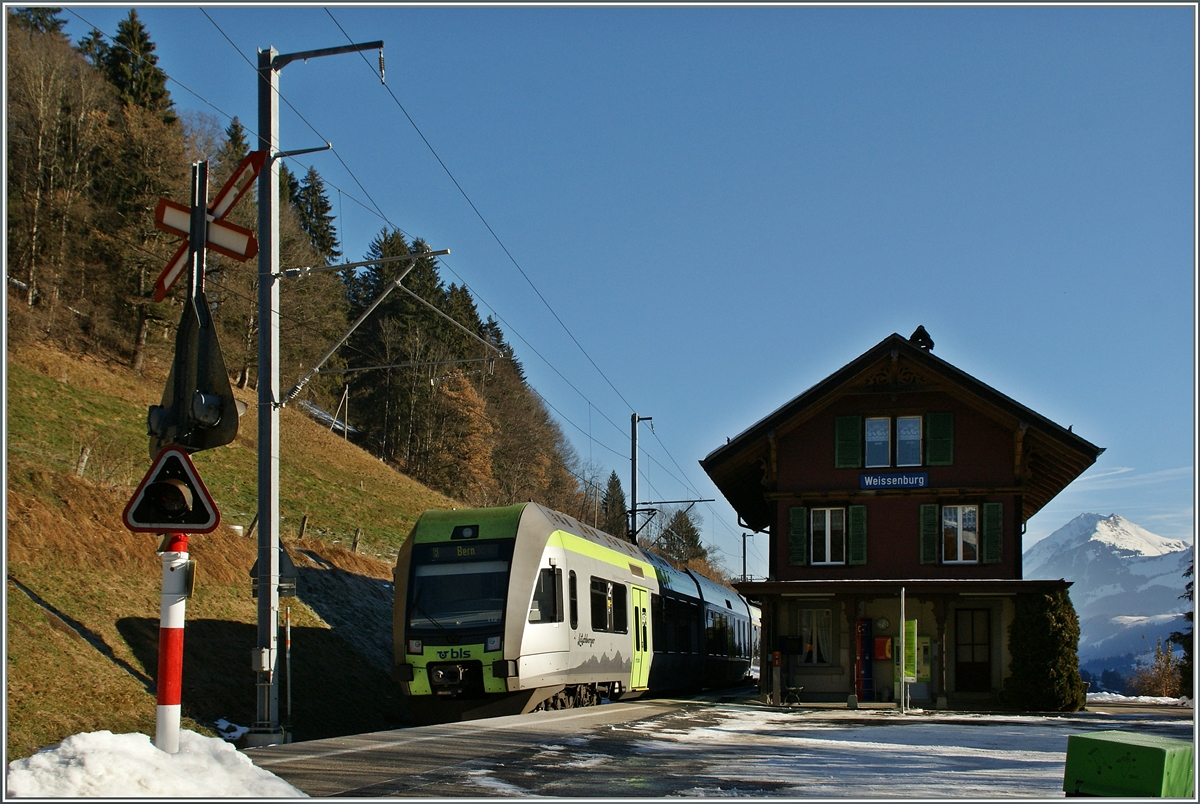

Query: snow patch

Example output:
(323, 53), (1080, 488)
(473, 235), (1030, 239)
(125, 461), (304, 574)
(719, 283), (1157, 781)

(5, 730), (305, 797)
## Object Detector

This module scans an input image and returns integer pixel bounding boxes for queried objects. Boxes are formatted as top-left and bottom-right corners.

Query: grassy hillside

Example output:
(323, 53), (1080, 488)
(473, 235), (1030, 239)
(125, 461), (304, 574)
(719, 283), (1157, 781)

(5, 340), (459, 760)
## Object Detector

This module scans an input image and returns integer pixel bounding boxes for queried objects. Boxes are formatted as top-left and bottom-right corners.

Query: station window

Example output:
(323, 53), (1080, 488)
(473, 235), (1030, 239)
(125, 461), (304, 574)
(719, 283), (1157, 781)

(789, 505), (867, 567)
(864, 417), (891, 468)
(811, 508), (846, 565)
(920, 503), (1002, 565)
(795, 608), (833, 665)
(835, 413), (953, 469)
(896, 416), (922, 466)
(942, 505), (979, 564)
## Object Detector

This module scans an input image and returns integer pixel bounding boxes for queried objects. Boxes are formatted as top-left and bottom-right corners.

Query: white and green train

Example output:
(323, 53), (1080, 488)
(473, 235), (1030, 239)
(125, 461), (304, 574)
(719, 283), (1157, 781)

(392, 503), (759, 721)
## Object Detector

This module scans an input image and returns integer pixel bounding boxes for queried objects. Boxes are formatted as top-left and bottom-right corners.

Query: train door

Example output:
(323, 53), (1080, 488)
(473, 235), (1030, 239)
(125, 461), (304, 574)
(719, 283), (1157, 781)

(631, 585), (650, 689)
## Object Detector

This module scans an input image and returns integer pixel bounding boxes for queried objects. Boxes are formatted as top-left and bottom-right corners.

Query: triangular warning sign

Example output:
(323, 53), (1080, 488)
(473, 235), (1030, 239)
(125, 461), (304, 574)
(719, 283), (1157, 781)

(123, 446), (220, 533)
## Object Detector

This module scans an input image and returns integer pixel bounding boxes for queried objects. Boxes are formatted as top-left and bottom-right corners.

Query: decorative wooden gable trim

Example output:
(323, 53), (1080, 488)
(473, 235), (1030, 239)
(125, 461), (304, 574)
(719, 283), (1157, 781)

(860, 349), (933, 391)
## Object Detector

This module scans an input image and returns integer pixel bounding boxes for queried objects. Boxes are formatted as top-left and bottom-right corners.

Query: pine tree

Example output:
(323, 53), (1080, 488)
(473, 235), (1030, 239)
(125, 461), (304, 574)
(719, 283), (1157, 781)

(600, 471), (628, 539)
(278, 161), (300, 209)
(658, 508), (708, 564)
(74, 27), (108, 67)
(344, 229), (436, 464)
(1004, 589), (1086, 711)
(293, 165), (340, 264)
(213, 116), (250, 182)
(10, 7), (67, 37)
(1168, 559), (1193, 698)
(101, 10), (175, 125)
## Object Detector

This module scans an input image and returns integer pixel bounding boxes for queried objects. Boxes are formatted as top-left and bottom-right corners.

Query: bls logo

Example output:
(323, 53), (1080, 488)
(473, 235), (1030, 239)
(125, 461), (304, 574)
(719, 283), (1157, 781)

(436, 648), (471, 660)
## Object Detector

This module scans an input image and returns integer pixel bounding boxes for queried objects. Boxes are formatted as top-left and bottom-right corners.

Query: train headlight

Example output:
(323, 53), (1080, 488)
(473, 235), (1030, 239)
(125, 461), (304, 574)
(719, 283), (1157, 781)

(407, 639), (423, 655)
(486, 636), (501, 652)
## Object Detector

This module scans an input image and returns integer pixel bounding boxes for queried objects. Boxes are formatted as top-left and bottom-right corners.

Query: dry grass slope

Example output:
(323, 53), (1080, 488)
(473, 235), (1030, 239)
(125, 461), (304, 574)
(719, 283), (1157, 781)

(6, 341), (460, 760)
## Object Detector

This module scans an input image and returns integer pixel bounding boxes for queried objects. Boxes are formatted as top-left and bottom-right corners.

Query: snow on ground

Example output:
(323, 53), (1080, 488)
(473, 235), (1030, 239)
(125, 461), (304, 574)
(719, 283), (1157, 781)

(624, 709), (1093, 798)
(5, 730), (305, 798)
(1087, 691), (1192, 706)
(6, 693), (1192, 798)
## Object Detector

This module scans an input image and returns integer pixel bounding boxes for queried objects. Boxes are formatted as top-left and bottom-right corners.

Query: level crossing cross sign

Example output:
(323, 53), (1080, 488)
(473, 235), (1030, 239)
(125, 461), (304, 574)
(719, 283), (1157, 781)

(152, 150), (265, 302)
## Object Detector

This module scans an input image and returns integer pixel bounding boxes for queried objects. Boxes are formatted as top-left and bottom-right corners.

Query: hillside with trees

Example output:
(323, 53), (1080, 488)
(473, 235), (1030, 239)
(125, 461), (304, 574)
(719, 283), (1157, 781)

(6, 7), (594, 521)
(7, 7), (732, 583)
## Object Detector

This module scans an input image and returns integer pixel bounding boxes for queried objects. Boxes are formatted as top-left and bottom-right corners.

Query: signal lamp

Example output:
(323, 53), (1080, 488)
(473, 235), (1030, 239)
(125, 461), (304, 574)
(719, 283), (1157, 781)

(146, 478), (193, 516)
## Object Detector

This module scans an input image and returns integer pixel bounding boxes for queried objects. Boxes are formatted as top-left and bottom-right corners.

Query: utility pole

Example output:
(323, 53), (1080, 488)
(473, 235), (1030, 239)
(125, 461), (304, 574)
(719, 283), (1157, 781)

(629, 414), (651, 543)
(247, 39), (383, 749)
(628, 413), (712, 546)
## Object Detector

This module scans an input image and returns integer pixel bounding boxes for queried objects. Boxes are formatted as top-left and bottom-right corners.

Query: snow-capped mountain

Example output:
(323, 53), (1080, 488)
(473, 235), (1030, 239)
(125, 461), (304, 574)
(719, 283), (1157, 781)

(1023, 513), (1193, 661)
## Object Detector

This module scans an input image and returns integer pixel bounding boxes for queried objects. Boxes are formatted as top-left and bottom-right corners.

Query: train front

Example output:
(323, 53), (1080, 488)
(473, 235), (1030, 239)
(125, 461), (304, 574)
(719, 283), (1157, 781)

(392, 506), (523, 715)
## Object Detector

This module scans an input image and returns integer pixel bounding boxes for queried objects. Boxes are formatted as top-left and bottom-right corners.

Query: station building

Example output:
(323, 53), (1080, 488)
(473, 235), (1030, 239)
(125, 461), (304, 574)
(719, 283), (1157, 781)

(700, 328), (1103, 708)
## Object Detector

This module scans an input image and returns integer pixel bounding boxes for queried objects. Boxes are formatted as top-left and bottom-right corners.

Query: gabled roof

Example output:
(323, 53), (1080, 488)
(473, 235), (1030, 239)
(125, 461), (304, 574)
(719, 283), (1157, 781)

(700, 331), (1104, 531)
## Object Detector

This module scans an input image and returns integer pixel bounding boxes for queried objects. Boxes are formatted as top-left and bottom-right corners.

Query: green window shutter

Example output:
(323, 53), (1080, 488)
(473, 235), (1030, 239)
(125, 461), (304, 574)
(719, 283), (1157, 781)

(919, 504), (940, 564)
(848, 505), (867, 565)
(981, 502), (1002, 564)
(835, 416), (862, 468)
(788, 506), (808, 567)
(926, 412), (954, 466)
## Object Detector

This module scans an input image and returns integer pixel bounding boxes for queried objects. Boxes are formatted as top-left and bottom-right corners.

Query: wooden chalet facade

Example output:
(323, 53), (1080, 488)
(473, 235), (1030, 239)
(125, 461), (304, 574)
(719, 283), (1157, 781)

(701, 329), (1104, 708)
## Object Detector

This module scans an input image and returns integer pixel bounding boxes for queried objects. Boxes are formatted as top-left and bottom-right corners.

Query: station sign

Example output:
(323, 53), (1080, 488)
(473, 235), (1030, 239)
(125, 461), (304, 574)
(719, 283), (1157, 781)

(860, 472), (928, 490)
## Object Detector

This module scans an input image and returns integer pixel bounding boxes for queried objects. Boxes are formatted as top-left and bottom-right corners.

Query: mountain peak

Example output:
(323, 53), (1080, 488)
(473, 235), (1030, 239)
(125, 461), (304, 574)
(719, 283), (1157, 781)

(1030, 512), (1189, 559)
(1022, 512), (1193, 665)
(1087, 513), (1188, 556)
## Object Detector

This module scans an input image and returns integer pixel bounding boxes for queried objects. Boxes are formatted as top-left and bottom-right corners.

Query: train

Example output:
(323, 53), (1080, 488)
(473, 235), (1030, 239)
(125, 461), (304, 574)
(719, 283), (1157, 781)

(391, 502), (760, 721)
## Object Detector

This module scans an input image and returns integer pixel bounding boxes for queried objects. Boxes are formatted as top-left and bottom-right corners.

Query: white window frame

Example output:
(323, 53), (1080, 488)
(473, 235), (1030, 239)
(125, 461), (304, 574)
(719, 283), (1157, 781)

(864, 417), (891, 468)
(942, 505), (979, 564)
(810, 507), (846, 565)
(896, 415), (922, 467)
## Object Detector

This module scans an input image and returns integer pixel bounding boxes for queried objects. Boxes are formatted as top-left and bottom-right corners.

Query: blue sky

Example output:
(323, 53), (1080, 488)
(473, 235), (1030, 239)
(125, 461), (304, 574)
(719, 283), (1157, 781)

(54, 4), (1195, 578)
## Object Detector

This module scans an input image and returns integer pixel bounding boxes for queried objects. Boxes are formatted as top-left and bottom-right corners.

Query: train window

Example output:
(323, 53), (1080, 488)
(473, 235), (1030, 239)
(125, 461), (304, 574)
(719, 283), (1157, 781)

(613, 583), (628, 632)
(528, 567), (563, 624)
(590, 579), (606, 631)
(410, 560), (509, 632)
(651, 594), (663, 651)
(569, 571), (578, 629)
(589, 577), (628, 633)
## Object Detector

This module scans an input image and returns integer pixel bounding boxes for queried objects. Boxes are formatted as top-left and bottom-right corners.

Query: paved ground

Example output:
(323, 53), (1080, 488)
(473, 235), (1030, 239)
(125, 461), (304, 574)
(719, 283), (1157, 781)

(243, 691), (1194, 797)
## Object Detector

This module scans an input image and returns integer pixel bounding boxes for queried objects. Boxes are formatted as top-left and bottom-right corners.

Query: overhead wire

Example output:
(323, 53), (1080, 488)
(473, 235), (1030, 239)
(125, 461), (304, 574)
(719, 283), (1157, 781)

(322, 9), (718, 512)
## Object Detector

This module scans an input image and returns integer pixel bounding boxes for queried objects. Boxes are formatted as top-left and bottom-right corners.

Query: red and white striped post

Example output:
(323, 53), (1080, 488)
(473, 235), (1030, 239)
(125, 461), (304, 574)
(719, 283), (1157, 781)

(155, 532), (190, 753)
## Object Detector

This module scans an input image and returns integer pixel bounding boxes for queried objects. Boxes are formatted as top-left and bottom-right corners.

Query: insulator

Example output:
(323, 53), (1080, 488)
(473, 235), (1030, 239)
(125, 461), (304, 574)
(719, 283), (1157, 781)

(379, 50), (385, 85)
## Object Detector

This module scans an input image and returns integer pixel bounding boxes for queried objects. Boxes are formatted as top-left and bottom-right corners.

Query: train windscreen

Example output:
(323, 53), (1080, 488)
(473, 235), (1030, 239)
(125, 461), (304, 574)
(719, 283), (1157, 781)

(408, 541), (511, 631)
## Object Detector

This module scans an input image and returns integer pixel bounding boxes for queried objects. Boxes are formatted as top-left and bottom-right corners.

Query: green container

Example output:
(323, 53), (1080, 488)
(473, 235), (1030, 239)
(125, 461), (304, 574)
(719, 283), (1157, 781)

(1063, 730), (1194, 797)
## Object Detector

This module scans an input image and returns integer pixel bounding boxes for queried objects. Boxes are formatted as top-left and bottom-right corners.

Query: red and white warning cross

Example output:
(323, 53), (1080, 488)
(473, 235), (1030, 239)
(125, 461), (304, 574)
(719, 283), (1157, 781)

(152, 150), (265, 302)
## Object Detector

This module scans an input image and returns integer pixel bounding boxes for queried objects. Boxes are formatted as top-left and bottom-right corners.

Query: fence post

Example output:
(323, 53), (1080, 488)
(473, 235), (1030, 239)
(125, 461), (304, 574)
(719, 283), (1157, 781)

(74, 446), (91, 477)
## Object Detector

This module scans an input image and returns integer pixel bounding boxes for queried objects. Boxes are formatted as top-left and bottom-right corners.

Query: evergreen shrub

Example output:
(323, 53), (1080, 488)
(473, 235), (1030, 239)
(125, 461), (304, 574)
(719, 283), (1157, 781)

(1003, 588), (1086, 712)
